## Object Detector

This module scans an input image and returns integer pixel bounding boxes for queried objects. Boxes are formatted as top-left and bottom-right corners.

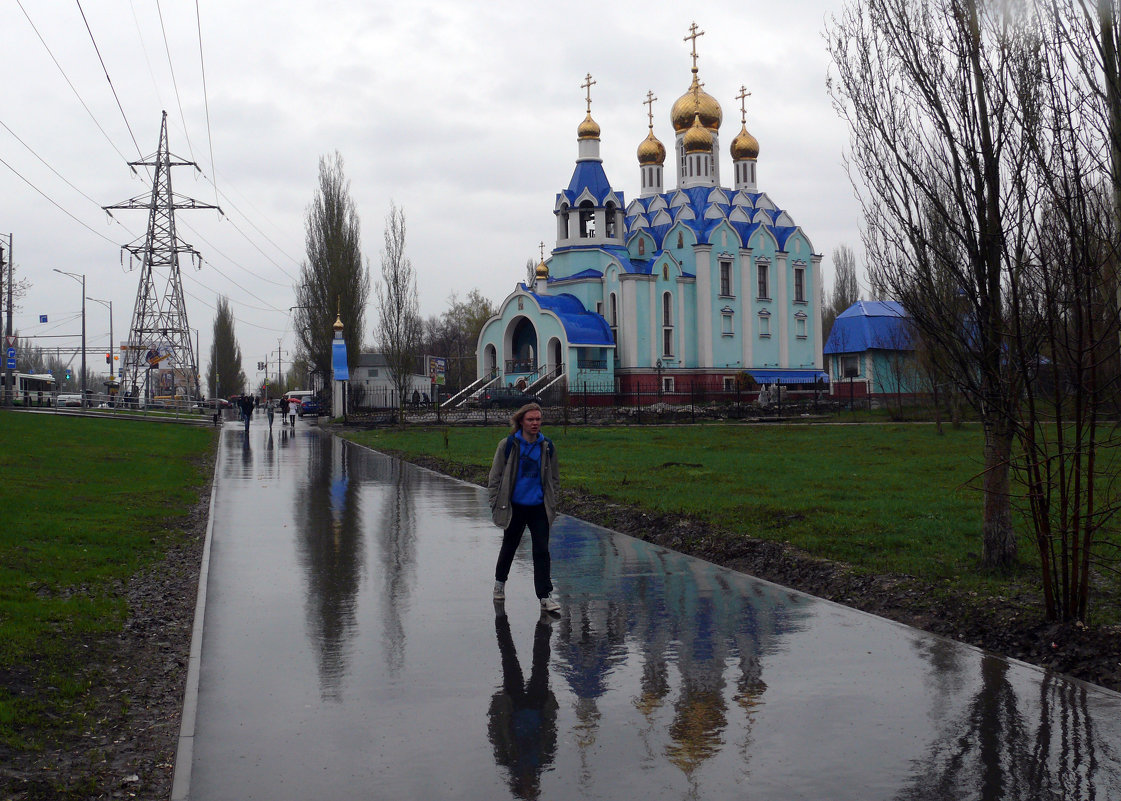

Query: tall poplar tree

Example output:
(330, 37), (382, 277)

(294, 152), (370, 398)
(208, 295), (245, 398)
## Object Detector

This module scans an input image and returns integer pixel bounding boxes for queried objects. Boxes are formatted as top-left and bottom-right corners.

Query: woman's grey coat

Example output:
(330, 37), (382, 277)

(487, 435), (560, 529)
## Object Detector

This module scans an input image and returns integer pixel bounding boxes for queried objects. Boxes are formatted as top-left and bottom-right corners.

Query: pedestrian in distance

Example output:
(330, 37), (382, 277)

(288, 396), (299, 427)
(239, 394), (253, 434)
(488, 403), (561, 614)
(266, 399), (275, 431)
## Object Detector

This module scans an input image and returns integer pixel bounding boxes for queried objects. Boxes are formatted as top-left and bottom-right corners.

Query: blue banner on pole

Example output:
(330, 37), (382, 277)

(331, 339), (349, 381)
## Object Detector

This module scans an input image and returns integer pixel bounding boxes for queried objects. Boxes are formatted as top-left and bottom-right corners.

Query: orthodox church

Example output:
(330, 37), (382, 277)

(475, 25), (826, 399)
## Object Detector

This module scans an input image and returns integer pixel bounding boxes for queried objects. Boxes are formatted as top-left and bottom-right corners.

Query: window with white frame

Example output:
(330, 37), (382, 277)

(721, 306), (734, 336)
(609, 293), (619, 345)
(757, 262), (770, 299)
(723, 376), (736, 392)
(795, 311), (807, 339)
(758, 309), (771, 338)
(841, 354), (859, 377)
(719, 260), (733, 296)
(662, 292), (674, 356)
(663, 376), (675, 393)
(794, 266), (806, 302)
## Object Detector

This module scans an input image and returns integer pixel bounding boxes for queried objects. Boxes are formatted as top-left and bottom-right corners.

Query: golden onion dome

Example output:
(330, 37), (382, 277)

(637, 129), (666, 166)
(682, 114), (713, 154)
(671, 75), (722, 133)
(577, 112), (601, 140)
(730, 123), (760, 160)
(535, 260), (549, 280)
(333, 313), (344, 332)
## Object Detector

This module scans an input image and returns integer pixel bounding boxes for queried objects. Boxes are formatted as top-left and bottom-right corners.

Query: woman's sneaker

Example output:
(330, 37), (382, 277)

(539, 595), (560, 614)
(493, 581), (505, 600)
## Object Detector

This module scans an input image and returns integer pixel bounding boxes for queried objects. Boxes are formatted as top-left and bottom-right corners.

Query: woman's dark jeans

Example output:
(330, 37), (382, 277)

(495, 503), (553, 599)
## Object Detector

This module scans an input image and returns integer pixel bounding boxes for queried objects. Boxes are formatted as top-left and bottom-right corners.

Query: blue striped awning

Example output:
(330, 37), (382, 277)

(748, 369), (828, 385)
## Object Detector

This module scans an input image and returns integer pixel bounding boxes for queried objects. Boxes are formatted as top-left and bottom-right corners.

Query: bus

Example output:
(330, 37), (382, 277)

(8, 373), (57, 406)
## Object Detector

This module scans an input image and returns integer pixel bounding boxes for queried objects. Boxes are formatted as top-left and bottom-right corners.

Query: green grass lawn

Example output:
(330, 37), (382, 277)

(0, 412), (215, 749)
(343, 422), (1060, 602)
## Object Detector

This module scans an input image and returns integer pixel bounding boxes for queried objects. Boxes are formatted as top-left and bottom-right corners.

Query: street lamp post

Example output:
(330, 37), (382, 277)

(54, 269), (86, 405)
(87, 296), (113, 382)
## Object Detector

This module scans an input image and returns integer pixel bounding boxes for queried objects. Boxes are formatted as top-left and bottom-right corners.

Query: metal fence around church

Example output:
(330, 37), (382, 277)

(344, 373), (864, 427)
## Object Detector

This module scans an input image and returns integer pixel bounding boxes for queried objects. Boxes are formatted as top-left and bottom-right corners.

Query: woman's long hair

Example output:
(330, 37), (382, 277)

(509, 402), (543, 434)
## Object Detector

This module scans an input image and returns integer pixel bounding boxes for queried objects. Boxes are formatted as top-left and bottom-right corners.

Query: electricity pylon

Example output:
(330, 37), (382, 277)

(104, 111), (221, 403)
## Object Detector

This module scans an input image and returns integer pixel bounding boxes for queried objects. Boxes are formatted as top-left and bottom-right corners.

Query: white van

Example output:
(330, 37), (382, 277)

(282, 390), (315, 416)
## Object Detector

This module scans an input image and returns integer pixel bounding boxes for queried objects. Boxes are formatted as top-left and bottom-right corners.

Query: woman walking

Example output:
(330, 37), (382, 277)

(488, 403), (561, 613)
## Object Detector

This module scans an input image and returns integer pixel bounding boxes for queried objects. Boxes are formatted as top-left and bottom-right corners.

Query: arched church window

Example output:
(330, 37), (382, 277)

(662, 292), (672, 326)
(605, 203), (617, 238)
(579, 201), (596, 238)
(609, 293), (619, 347)
(662, 264), (668, 280)
(560, 205), (570, 239)
(638, 238), (645, 256)
(677, 232), (683, 249)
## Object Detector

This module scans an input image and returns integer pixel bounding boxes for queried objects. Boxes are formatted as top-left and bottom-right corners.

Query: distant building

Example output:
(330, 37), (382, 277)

(351, 353), (428, 408)
(824, 301), (923, 398)
(476, 28), (825, 401)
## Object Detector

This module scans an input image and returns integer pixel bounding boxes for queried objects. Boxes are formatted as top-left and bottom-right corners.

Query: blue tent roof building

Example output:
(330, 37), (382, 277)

(476, 30), (826, 396)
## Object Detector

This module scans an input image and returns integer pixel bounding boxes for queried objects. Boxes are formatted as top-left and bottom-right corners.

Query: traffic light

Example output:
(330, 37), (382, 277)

(106, 353), (111, 365)
(65, 369), (71, 381)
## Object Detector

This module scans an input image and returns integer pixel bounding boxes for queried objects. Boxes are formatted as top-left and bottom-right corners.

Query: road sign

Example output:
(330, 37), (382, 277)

(5, 358), (14, 369)
(39, 315), (48, 323)
(4, 336), (14, 348)
(5, 348), (14, 360)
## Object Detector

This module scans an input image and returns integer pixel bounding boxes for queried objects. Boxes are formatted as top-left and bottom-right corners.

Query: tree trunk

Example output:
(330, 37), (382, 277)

(981, 417), (1016, 569)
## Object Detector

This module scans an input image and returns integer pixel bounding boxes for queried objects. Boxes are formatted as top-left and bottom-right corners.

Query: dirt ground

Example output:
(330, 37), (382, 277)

(3, 449), (1119, 800)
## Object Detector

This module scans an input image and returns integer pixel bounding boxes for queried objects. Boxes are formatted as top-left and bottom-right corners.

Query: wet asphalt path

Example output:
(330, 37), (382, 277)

(177, 418), (1121, 800)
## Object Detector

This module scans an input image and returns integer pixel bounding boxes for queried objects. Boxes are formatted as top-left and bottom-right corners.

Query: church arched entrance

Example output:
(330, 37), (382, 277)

(507, 317), (538, 375)
(547, 337), (563, 376)
(483, 344), (497, 377)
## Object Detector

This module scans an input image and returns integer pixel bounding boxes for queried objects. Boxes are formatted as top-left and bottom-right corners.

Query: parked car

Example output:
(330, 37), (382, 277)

(299, 397), (321, 417)
(475, 387), (539, 409)
(55, 393), (83, 407)
(198, 397), (231, 409)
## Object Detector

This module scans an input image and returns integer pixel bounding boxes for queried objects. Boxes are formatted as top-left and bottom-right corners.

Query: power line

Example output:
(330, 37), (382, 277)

(16, 0), (133, 167)
(74, 0), (144, 159)
(0, 118), (107, 209)
(154, 0), (196, 165)
(0, 155), (123, 247)
(195, 0), (218, 209)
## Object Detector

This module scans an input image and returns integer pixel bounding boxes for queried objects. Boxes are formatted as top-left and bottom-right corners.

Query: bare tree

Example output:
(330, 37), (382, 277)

(374, 202), (421, 407)
(823, 244), (862, 339)
(828, 0), (1034, 569)
(418, 290), (497, 392)
(295, 152), (370, 400)
(1006, 2), (1121, 621)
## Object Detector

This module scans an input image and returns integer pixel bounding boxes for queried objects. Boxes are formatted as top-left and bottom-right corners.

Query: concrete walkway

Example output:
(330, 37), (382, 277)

(174, 419), (1121, 800)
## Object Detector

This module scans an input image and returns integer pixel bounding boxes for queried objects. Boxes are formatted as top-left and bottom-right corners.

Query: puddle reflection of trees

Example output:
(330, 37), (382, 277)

(895, 654), (1120, 800)
(293, 436), (366, 701)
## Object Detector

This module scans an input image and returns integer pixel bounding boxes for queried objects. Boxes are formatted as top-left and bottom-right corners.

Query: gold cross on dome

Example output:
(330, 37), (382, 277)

(539, 241), (545, 261)
(684, 22), (705, 71)
(644, 90), (658, 129)
(737, 85), (752, 124)
(582, 73), (596, 113)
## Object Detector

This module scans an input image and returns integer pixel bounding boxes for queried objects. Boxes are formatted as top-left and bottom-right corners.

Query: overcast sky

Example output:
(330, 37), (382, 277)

(0, 0), (862, 385)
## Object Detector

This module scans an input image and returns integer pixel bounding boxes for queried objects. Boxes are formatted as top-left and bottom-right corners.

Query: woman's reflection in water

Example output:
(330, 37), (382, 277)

(488, 606), (559, 800)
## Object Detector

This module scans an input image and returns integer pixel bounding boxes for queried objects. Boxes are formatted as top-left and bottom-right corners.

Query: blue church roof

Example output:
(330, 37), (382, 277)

(557, 161), (623, 206)
(824, 300), (914, 354)
(526, 290), (615, 346)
